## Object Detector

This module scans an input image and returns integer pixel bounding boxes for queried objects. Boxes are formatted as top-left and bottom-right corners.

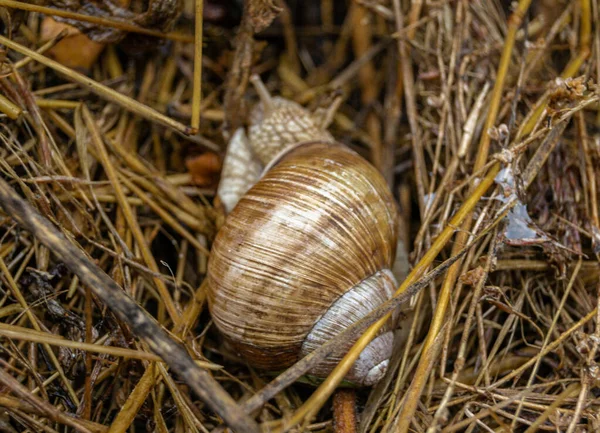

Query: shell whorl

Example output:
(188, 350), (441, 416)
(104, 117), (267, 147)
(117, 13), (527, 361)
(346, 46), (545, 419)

(301, 269), (397, 386)
(207, 141), (398, 385)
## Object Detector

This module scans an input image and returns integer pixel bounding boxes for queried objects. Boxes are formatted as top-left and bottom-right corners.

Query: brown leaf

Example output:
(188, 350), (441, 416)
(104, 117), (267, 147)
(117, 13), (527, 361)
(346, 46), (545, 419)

(185, 152), (222, 187)
(40, 17), (105, 72)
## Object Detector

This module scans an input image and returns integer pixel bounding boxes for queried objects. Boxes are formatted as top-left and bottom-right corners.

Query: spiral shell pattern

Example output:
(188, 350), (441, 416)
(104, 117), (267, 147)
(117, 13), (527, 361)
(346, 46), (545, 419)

(207, 141), (398, 384)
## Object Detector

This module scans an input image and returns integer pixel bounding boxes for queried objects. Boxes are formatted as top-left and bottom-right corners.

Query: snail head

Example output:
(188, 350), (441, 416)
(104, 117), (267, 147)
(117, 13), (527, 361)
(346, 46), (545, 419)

(247, 74), (336, 166)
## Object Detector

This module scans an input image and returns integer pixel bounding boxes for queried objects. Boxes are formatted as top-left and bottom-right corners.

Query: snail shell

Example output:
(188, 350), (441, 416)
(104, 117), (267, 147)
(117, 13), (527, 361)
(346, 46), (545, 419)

(208, 138), (398, 385)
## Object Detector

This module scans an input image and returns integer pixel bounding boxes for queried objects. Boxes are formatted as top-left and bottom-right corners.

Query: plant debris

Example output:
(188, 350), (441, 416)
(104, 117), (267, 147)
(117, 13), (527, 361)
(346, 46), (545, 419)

(0, 0), (599, 432)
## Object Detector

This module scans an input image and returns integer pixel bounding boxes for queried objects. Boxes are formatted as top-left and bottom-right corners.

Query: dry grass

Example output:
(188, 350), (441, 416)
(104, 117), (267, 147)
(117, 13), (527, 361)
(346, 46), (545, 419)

(0, 0), (599, 432)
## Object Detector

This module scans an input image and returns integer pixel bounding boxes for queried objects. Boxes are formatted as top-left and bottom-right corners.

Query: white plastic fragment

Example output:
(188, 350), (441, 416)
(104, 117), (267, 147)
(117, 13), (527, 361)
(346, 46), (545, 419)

(494, 166), (543, 242)
(504, 202), (539, 241)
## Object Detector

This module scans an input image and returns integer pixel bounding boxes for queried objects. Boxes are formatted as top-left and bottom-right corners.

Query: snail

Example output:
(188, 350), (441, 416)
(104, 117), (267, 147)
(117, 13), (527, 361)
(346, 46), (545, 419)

(206, 76), (403, 386)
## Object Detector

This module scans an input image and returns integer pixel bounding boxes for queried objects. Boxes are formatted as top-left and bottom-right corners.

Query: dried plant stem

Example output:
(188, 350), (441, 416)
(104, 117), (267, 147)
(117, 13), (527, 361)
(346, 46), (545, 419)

(394, 1), (532, 430)
(561, 0), (592, 77)
(0, 322), (219, 368)
(106, 364), (158, 433)
(577, 114), (599, 229)
(36, 99), (81, 109)
(0, 35), (192, 135)
(0, 173), (261, 433)
(493, 260), (599, 271)
(118, 175), (209, 255)
(333, 389), (357, 433)
(81, 105), (181, 323)
(0, 367), (93, 433)
(0, 0), (194, 42)
(105, 45), (123, 78)
(459, 83), (490, 157)
(11, 70), (52, 167)
(84, 277), (94, 426)
(250, 74), (274, 111)
(523, 382), (581, 433)
(518, 0), (592, 138)
(0, 93), (21, 119)
(350, 4), (382, 170)
(191, 0), (204, 131)
(393, 0), (427, 215)
(566, 375), (593, 432)
(0, 257), (80, 405)
(281, 163), (501, 431)
(222, 3), (256, 136)
(173, 280), (207, 337)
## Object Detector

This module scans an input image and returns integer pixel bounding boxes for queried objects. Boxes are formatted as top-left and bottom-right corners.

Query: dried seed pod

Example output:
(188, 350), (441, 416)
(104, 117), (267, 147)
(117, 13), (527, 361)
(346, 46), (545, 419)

(208, 77), (400, 386)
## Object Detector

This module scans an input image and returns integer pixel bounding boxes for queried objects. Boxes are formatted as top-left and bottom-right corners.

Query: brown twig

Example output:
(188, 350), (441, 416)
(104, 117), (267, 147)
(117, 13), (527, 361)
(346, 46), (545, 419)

(191, 0), (204, 131)
(0, 176), (260, 433)
(333, 389), (357, 433)
(0, 35), (192, 135)
(0, 367), (93, 433)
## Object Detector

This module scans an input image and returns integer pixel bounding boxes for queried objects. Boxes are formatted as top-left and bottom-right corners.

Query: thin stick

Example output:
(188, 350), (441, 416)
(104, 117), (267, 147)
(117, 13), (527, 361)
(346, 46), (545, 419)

(0, 35), (192, 135)
(517, 0), (592, 138)
(393, 0), (427, 215)
(81, 105), (181, 323)
(333, 390), (357, 433)
(73, 181), (100, 423)
(0, 177), (260, 433)
(106, 365), (158, 433)
(0, 257), (80, 405)
(393, 2), (532, 430)
(0, 368), (93, 433)
(0, 322), (219, 368)
(0, 93), (21, 119)
(350, 4), (382, 171)
(191, 0), (204, 130)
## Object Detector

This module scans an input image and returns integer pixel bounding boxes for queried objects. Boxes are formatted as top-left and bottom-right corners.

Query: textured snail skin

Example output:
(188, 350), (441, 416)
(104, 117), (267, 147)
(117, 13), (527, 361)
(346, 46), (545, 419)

(248, 97), (333, 165)
(216, 97), (333, 213)
(217, 129), (262, 213)
(207, 141), (398, 386)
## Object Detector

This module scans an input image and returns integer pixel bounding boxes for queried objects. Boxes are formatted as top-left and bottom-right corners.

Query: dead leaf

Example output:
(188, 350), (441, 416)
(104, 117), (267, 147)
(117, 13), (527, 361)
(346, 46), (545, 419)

(186, 152), (222, 187)
(40, 17), (106, 72)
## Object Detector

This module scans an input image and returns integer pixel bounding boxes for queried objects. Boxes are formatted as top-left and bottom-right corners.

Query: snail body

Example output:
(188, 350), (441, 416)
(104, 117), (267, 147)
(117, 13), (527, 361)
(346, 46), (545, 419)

(207, 78), (400, 386)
